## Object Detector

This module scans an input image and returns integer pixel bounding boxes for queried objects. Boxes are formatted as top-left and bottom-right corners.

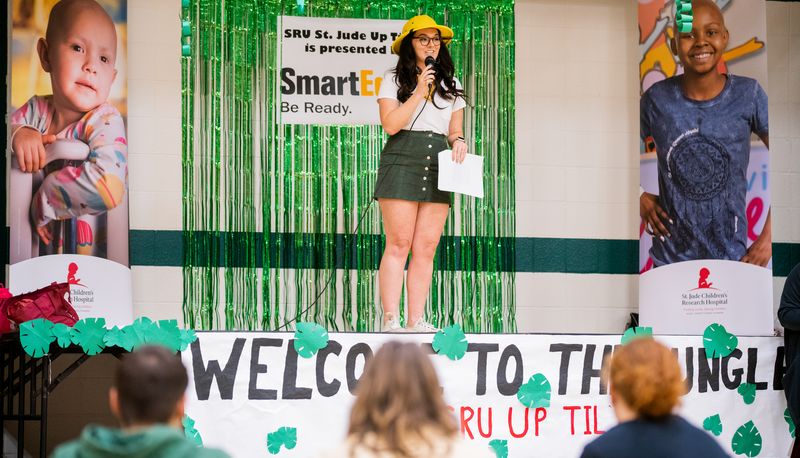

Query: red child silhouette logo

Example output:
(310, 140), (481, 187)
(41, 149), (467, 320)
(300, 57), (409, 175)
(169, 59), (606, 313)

(698, 267), (713, 289)
(67, 262), (81, 285)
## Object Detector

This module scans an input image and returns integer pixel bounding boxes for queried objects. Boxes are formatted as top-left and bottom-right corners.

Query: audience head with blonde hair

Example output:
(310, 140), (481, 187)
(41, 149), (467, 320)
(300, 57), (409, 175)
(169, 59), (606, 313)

(347, 341), (458, 456)
(608, 338), (685, 421)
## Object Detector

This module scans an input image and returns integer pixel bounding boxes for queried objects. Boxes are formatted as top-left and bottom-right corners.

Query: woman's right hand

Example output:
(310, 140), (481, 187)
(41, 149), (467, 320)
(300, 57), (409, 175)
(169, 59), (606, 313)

(640, 192), (672, 241)
(414, 65), (436, 98)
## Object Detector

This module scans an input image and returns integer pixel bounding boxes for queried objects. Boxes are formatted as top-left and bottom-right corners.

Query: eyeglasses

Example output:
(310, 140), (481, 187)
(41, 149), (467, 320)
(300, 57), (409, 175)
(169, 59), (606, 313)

(413, 35), (441, 46)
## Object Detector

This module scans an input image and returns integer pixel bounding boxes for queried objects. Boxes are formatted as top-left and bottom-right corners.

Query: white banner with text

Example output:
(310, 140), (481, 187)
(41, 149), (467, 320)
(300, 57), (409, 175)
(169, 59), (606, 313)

(183, 332), (792, 457)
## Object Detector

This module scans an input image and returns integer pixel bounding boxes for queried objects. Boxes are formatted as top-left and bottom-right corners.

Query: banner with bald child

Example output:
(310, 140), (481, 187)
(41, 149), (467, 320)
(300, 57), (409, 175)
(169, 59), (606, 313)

(637, 0), (772, 336)
(7, 0), (132, 326)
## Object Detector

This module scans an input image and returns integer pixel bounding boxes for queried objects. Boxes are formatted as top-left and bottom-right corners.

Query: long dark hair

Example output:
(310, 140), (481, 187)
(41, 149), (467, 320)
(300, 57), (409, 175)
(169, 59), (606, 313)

(394, 31), (465, 109)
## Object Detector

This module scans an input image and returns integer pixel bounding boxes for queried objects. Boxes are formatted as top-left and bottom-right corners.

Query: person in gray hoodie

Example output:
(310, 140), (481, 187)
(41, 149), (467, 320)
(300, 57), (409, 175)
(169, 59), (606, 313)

(51, 345), (228, 458)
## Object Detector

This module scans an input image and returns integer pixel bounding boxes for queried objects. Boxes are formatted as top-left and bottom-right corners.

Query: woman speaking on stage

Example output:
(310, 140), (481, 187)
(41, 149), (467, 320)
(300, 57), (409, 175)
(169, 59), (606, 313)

(374, 15), (466, 333)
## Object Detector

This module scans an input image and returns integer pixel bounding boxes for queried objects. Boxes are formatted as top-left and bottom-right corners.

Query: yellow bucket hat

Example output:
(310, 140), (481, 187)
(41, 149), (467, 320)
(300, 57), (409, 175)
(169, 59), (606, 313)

(391, 15), (453, 55)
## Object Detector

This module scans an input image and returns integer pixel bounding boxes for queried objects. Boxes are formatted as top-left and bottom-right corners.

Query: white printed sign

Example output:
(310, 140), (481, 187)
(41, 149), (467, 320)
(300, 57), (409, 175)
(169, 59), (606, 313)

(9, 255), (133, 327)
(184, 332), (791, 457)
(640, 259), (774, 336)
(279, 16), (405, 125)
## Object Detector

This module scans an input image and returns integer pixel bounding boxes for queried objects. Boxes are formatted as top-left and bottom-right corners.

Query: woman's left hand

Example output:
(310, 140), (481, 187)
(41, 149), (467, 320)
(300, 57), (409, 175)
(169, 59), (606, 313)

(451, 139), (467, 164)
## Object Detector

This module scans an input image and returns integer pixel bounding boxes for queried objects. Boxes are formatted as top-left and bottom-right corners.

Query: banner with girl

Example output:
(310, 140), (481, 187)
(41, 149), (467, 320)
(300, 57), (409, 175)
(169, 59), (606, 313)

(638, 0), (772, 335)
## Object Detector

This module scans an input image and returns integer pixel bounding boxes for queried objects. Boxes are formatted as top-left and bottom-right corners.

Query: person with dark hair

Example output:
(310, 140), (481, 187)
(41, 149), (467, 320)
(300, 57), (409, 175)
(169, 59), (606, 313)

(320, 341), (492, 457)
(778, 263), (800, 457)
(374, 15), (467, 332)
(580, 338), (728, 458)
(52, 346), (229, 458)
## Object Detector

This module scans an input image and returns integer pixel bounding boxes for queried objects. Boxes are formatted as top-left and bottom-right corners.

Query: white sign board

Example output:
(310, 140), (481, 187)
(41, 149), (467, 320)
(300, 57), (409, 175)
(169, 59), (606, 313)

(640, 259), (774, 336)
(279, 16), (405, 125)
(184, 332), (791, 457)
(9, 255), (133, 327)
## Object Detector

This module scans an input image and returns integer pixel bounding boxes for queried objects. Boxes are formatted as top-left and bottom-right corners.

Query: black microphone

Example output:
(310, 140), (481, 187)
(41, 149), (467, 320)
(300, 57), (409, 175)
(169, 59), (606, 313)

(424, 56), (436, 89)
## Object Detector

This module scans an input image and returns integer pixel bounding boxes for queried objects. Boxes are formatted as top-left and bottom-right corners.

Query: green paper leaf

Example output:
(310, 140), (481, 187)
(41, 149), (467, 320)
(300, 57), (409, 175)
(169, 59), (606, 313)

(183, 415), (203, 446)
(703, 323), (738, 358)
(737, 383), (756, 405)
(19, 318), (56, 358)
(104, 326), (136, 351)
(293, 322), (329, 358)
(516, 373), (551, 408)
(703, 414), (723, 436)
(130, 317), (158, 349)
(432, 324), (468, 360)
(149, 319), (182, 352)
(179, 329), (198, 351)
(785, 408), (796, 439)
(267, 426), (297, 454)
(488, 439), (508, 458)
(70, 318), (107, 355)
(621, 326), (653, 345)
(731, 420), (762, 457)
(52, 323), (73, 348)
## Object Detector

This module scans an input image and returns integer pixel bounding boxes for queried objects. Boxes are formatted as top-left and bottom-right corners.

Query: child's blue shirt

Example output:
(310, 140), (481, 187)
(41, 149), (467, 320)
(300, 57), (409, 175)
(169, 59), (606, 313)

(640, 74), (768, 266)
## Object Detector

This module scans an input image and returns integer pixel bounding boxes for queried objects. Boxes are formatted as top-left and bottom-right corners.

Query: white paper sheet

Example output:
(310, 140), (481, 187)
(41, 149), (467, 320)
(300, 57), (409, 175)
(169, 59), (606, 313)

(437, 150), (484, 198)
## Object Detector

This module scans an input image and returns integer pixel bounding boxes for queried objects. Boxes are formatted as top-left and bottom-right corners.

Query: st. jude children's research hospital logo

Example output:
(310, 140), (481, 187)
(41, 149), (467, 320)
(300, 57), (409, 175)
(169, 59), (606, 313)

(680, 267), (729, 313)
(67, 262), (95, 307)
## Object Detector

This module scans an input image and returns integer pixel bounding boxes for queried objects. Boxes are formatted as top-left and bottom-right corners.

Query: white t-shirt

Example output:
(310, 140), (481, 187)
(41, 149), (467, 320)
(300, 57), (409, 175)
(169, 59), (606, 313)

(377, 69), (467, 136)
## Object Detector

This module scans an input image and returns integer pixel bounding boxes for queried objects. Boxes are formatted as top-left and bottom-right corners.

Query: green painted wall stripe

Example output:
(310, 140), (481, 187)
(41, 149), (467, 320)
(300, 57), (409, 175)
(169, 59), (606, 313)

(775, 242), (800, 276)
(514, 238), (638, 274)
(130, 230), (800, 276)
(130, 230), (183, 266)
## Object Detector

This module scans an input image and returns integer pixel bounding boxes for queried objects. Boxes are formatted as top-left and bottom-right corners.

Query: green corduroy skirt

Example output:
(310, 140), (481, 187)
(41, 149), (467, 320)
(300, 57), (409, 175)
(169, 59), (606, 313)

(373, 130), (452, 205)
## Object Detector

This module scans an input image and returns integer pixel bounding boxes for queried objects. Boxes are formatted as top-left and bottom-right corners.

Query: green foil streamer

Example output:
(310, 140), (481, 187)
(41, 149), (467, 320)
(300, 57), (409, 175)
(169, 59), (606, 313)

(182, 0), (516, 333)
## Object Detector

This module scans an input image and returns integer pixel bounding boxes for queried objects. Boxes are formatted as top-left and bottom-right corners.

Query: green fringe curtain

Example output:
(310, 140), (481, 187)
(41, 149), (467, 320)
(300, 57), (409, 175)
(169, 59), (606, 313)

(181, 0), (516, 333)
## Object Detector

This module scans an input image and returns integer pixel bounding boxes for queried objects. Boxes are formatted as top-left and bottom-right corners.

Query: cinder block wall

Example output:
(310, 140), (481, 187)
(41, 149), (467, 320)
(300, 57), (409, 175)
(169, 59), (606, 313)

(6, 0), (799, 454)
(514, 0), (800, 332)
(124, 0), (800, 334)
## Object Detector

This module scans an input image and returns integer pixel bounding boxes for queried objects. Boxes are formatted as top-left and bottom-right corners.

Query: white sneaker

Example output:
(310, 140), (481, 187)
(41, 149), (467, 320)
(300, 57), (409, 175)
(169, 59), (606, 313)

(383, 313), (404, 333)
(408, 318), (440, 333)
